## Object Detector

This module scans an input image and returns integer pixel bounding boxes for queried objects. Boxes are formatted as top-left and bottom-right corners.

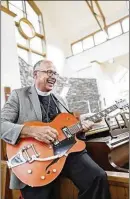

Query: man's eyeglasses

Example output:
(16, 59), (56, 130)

(36, 70), (59, 77)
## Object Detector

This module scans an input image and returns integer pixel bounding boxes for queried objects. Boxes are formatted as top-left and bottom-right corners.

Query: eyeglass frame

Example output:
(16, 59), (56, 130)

(35, 69), (59, 77)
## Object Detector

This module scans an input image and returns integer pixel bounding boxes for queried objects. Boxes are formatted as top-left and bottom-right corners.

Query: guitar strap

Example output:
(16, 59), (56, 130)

(51, 93), (72, 114)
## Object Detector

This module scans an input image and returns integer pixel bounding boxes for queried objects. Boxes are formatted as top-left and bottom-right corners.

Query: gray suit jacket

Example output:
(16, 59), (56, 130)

(1, 86), (69, 190)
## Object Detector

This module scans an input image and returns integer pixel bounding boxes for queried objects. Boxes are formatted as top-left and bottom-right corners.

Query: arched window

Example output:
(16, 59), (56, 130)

(7, 0), (46, 65)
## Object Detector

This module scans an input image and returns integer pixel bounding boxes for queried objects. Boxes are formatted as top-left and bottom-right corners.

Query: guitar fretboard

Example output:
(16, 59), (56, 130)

(84, 104), (118, 123)
(68, 104), (118, 135)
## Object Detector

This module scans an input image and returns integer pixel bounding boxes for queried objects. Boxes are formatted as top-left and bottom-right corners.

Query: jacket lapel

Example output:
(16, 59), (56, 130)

(28, 86), (42, 121)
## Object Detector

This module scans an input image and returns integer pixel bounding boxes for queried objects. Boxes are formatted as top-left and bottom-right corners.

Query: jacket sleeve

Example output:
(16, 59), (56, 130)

(1, 90), (24, 145)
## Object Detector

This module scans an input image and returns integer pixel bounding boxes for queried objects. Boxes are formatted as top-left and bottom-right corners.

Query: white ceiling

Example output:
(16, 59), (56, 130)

(36, 1), (129, 42)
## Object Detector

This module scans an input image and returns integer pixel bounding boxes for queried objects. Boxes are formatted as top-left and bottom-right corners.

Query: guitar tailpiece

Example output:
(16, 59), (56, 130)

(7, 149), (27, 168)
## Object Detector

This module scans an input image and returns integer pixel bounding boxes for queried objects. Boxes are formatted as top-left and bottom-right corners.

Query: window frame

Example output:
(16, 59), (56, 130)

(7, 0), (46, 65)
(121, 17), (129, 33)
(71, 15), (129, 56)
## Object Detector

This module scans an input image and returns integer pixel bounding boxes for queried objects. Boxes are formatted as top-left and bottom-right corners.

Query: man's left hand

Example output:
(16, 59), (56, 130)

(81, 120), (94, 132)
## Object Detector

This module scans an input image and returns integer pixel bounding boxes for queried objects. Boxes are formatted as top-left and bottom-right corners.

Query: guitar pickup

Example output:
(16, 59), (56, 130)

(62, 127), (72, 138)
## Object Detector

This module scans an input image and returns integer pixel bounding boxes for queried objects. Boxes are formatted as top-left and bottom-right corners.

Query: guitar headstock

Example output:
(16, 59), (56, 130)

(115, 99), (129, 110)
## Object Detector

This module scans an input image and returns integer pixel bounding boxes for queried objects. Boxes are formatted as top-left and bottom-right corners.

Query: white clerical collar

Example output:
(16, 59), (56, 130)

(35, 87), (51, 96)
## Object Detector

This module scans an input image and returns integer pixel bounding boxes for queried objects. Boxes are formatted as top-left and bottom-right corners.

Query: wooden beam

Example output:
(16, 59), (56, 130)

(28, 1), (42, 15)
(0, 6), (16, 17)
(94, 0), (107, 30)
(85, 1), (107, 32)
(17, 44), (46, 57)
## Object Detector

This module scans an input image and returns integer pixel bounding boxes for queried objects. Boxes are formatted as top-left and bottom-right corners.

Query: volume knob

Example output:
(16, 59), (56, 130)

(27, 170), (32, 174)
(41, 176), (45, 180)
(53, 169), (57, 173)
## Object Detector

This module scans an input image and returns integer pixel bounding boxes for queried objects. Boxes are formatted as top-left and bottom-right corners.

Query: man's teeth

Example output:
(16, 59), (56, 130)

(47, 79), (55, 84)
(48, 81), (54, 84)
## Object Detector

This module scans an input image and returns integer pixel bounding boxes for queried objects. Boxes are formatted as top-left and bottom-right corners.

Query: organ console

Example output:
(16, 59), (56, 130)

(85, 111), (129, 172)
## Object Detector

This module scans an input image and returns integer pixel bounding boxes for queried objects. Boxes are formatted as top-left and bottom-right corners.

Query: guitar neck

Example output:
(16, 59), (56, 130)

(85, 104), (118, 123)
(68, 104), (118, 135)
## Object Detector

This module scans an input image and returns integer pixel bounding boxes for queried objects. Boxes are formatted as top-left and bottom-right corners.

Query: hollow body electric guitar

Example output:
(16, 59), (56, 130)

(6, 99), (128, 187)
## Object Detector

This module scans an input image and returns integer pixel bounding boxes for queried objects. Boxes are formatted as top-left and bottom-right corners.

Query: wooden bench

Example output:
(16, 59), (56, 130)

(56, 171), (129, 199)
(106, 171), (129, 199)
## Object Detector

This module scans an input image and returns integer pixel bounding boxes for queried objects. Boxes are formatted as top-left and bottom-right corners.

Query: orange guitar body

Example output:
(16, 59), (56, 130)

(6, 113), (86, 187)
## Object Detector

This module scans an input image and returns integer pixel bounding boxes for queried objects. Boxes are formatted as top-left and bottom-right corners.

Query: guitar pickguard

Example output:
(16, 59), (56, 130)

(53, 136), (76, 156)
(45, 137), (76, 171)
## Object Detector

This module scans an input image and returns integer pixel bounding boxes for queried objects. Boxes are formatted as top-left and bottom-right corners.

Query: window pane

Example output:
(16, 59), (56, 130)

(31, 53), (44, 66)
(108, 23), (122, 39)
(9, 1), (23, 11)
(30, 37), (43, 53)
(42, 40), (46, 54)
(39, 15), (43, 23)
(17, 48), (29, 63)
(122, 17), (129, 33)
(9, 4), (23, 22)
(94, 31), (107, 45)
(72, 42), (83, 55)
(25, 2), (39, 21)
(27, 15), (40, 33)
(15, 27), (27, 46)
(39, 22), (44, 35)
(83, 36), (94, 50)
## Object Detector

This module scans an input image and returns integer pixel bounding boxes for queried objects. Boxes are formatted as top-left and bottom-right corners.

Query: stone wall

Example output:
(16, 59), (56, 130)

(19, 56), (33, 87)
(55, 77), (100, 114)
(19, 57), (100, 114)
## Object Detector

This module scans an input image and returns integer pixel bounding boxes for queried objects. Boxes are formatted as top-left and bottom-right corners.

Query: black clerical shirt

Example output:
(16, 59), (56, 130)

(38, 94), (60, 122)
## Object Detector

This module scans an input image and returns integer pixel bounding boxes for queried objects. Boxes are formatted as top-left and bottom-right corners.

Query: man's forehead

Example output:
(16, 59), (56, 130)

(40, 61), (56, 70)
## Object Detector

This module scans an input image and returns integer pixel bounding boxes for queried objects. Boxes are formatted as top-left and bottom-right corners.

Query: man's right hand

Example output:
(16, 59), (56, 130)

(21, 126), (58, 144)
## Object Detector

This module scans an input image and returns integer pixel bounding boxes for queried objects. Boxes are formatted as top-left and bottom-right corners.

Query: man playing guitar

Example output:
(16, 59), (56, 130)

(1, 60), (111, 199)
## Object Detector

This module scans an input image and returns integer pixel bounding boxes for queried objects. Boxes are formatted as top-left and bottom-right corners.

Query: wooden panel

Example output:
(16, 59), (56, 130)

(1, 87), (11, 160)
(57, 177), (78, 199)
(4, 86), (11, 102)
(1, 160), (13, 199)
(1, 161), (7, 199)
(1, 140), (7, 160)
(12, 190), (22, 199)
(106, 171), (129, 199)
